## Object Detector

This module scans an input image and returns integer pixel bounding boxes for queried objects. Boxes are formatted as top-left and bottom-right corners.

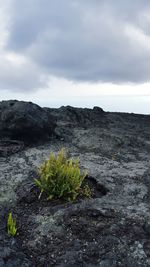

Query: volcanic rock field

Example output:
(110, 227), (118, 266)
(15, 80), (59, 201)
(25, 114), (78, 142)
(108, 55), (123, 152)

(0, 100), (150, 267)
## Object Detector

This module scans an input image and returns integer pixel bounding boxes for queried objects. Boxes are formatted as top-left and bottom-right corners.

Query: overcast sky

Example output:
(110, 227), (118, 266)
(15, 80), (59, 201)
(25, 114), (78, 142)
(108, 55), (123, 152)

(1, 0), (150, 114)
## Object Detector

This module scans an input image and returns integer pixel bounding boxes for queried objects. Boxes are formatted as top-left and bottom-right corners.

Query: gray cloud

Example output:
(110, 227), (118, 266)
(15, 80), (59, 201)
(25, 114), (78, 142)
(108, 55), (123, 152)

(5, 0), (150, 85)
(0, 52), (49, 92)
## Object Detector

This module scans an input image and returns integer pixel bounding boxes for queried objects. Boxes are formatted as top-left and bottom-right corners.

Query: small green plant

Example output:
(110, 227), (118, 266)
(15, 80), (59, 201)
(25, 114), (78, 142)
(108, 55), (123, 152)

(80, 184), (92, 198)
(7, 212), (17, 237)
(35, 148), (89, 201)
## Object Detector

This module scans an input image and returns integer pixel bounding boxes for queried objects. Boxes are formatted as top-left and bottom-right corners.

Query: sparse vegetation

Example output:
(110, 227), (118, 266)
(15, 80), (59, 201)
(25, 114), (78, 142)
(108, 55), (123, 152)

(7, 212), (17, 237)
(79, 184), (92, 198)
(35, 148), (90, 201)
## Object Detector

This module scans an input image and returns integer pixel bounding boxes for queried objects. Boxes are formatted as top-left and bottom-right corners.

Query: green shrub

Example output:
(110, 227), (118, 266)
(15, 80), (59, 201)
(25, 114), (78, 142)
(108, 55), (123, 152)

(35, 148), (88, 201)
(7, 212), (17, 237)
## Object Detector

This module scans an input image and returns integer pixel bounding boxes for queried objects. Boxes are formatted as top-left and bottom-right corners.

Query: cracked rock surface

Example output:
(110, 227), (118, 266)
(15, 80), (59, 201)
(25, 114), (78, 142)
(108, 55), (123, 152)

(0, 102), (150, 266)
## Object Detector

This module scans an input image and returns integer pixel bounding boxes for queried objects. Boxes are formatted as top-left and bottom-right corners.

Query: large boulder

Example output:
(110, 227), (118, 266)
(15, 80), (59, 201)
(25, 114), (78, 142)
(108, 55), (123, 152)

(0, 100), (56, 143)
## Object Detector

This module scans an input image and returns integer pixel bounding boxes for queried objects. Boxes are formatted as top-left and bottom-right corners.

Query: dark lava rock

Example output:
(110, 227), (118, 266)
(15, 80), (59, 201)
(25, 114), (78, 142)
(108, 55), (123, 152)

(45, 105), (105, 140)
(45, 105), (105, 127)
(0, 139), (24, 157)
(0, 100), (56, 143)
(1, 102), (150, 266)
(0, 247), (33, 267)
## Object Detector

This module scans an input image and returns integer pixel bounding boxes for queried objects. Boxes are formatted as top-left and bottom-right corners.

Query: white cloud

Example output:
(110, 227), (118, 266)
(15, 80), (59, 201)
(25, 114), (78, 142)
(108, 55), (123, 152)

(0, 51), (49, 91)
(125, 24), (150, 52)
(1, 76), (150, 114)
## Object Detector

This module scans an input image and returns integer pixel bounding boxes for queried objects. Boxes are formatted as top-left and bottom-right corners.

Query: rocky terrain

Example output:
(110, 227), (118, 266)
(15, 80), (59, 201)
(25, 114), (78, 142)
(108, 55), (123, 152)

(0, 100), (150, 267)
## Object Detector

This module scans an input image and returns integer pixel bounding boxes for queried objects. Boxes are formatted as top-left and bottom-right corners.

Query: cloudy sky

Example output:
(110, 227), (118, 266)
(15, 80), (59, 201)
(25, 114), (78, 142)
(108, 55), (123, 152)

(1, 0), (150, 114)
